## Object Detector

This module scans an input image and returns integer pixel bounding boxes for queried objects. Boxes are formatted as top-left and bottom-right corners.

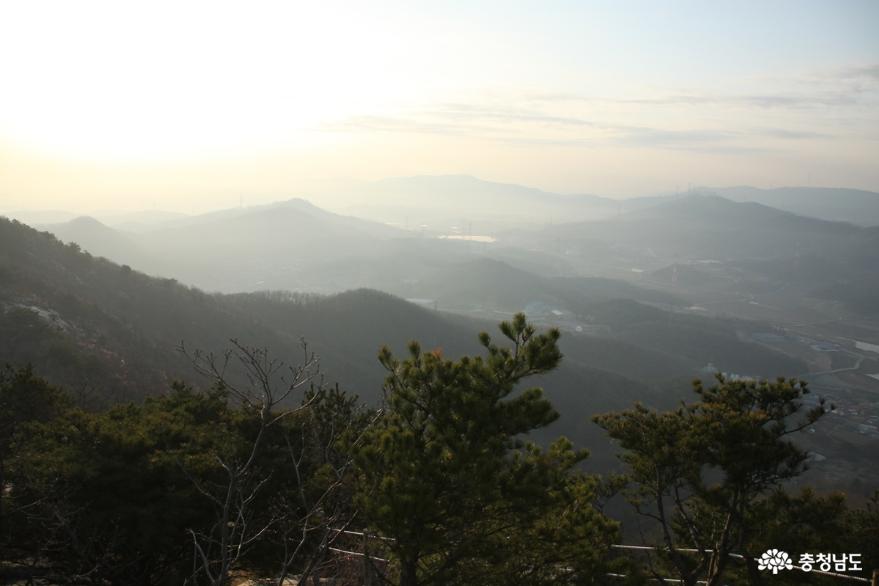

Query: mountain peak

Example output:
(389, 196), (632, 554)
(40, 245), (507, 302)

(275, 197), (322, 210)
(67, 215), (111, 228)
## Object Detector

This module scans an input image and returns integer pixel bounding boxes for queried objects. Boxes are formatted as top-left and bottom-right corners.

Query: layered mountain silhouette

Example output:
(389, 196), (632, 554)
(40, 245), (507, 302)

(1, 216), (812, 469)
(714, 185), (879, 226)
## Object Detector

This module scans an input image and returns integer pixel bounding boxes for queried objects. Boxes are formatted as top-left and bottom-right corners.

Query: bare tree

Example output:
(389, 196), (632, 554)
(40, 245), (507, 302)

(272, 387), (382, 586)
(179, 339), (320, 586)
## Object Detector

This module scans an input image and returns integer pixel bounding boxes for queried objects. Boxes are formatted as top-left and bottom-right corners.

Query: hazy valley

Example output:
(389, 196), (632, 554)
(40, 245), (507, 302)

(4, 177), (878, 498)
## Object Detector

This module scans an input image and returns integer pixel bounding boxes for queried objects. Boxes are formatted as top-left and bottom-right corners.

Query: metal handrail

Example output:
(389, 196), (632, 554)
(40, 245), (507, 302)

(326, 531), (873, 583)
(610, 544), (871, 583)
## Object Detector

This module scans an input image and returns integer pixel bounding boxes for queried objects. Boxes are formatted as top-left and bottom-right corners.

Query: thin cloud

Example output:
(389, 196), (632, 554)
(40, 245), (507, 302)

(838, 63), (879, 81)
(526, 63), (879, 111)
(610, 127), (771, 154)
(324, 89), (845, 153)
(527, 92), (858, 109)
(322, 115), (495, 137)
(430, 103), (598, 128)
(758, 128), (833, 140)
(617, 127), (736, 144)
(326, 109), (778, 154)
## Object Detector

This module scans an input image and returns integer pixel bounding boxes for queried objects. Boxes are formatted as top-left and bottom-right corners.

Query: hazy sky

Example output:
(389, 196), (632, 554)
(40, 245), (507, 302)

(1, 0), (878, 212)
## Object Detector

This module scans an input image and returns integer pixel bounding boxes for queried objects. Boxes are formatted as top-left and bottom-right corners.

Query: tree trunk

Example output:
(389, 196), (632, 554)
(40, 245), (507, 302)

(0, 458), (5, 543)
(399, 556), (418, 586)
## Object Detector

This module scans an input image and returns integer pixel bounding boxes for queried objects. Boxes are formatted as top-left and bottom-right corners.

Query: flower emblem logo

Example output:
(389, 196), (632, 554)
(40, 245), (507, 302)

(758, 549), (793, 574)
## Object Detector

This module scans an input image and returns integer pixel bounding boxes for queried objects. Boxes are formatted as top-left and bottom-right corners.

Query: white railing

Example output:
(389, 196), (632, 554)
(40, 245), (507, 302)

(327, 531), (874, 583)
(610, 544), (871, 583)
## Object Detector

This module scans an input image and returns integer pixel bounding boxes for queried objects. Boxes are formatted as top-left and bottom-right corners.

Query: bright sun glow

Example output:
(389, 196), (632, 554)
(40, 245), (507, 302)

(0, 1), (442, 159)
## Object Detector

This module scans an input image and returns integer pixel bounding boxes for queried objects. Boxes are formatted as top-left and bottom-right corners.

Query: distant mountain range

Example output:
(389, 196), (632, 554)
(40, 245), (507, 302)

(1, 217), (813, 469)
(3, 208), (190, 231)
(334, 175), (625, 232)
(515, 194), (855, 261)
(504, 193), (879, 316)
(333, 176), (879, 231)
(711, 185), (879, 226)
(27, 181), (879, 319)
(7, 178), (877, 236)
(43, 199), (406, 292)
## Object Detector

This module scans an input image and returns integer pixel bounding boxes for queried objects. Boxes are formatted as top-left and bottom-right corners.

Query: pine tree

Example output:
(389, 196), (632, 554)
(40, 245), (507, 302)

(595, 376), (829, 586)
(0, 365), (68, 547)
(356, 314), (615, 586)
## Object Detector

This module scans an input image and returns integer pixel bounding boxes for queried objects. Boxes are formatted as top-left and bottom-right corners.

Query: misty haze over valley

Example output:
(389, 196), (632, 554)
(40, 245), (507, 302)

(5, 176), (879, 492)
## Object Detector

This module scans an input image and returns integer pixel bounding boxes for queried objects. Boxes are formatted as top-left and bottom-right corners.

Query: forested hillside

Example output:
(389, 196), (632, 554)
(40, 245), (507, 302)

(0, 215), (808, 408)
(0, 218), (654, 460)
